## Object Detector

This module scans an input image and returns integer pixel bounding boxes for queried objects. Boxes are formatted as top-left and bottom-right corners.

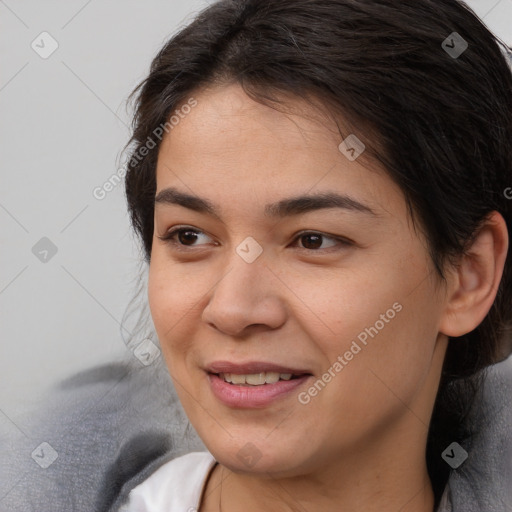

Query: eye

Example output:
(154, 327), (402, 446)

(292, 231), (351, 251)
(157, 226), (215, 250)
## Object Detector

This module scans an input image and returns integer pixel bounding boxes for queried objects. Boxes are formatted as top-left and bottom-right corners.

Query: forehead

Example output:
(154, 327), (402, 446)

(155, 83), (406, 221)
(161, 83), (343, 165)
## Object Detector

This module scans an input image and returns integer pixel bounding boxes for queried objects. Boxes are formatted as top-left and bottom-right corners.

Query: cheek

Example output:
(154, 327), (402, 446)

(148, 251), (208, 325)
(147, 258), (202, 367)
(287, 265), (399, 346)
(296, 259), (440, 394)
(310, 281), (440, 425)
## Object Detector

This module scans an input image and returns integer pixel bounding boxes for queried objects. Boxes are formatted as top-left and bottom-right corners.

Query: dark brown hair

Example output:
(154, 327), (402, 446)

(122, 0), (512, 506)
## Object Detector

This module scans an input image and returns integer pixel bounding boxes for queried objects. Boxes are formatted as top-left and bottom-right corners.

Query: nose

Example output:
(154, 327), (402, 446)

(201, 253), (287, 337)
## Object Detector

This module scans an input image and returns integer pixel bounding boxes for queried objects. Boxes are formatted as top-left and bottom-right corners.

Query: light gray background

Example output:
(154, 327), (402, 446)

(1, 0), (511, 477)
(1, 0), (210, 418)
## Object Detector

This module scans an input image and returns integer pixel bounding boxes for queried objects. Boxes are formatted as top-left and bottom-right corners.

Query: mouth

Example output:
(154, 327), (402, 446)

(205, 362), (314, 408)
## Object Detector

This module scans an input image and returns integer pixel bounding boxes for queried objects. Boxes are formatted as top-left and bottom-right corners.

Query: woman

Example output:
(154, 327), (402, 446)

(116, 0), (512, 510)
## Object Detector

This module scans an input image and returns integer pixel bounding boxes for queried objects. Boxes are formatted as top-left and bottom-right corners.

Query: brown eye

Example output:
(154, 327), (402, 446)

(295, 232), (344, 251)
(300, 233), (323, 250)
(176, 229), (200, 246)
(157, 227), (214, 249)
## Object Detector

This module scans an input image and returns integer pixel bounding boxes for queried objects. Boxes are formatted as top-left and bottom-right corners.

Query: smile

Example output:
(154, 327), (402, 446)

(207, 371), (313, 408)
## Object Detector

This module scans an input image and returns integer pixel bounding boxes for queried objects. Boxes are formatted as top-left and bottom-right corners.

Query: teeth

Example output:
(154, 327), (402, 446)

(219, 372), (295, 386)
(246, 373), (269, 385)
(230, 373), (246, 385)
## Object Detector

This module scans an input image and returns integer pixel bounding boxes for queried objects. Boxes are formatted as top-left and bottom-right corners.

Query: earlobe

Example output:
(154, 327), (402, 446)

(439, 211), (509, 338)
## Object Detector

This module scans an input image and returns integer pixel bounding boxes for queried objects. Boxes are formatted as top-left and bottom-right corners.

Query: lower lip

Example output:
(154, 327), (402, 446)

(207, 372), (312, 408)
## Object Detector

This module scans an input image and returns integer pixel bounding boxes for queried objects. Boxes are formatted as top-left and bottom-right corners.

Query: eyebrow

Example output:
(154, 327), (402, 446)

(154, 187), (377, 218)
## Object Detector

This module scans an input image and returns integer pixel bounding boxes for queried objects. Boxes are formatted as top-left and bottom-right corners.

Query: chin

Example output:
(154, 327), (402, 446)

(207, 436), (308, 477)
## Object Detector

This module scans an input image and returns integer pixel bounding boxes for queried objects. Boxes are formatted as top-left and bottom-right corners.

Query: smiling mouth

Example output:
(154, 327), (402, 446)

(207, 370), (314, 407)
(212, 371), (309, 386)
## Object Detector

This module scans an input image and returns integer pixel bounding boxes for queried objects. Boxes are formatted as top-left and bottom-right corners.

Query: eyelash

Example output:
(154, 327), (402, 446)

(157, 226), (353, 253)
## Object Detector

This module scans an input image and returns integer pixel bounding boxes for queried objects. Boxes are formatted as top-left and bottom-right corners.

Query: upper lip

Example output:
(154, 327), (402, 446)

(206, 361), (312, 375)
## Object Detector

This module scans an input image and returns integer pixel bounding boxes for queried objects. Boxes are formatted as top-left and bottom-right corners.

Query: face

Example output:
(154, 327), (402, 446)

(148, 83), (449, 477)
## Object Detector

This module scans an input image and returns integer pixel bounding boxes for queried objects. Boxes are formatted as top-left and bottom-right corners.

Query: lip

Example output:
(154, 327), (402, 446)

(205, 360), (312, 375)
(207, 373), (312, 408)
(205, 361), (313, 408)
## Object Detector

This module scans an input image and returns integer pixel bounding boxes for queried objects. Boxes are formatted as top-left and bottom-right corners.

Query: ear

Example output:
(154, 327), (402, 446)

(439, 211), (509, 337)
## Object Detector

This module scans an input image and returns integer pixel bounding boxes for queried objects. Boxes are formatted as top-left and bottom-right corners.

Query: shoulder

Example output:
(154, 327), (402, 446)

(443, 355), (512, 511)
(117, 451), (217, 512)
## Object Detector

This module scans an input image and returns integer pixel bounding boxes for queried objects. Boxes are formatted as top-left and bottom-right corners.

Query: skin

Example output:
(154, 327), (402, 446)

(147, 82), (508, 512)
